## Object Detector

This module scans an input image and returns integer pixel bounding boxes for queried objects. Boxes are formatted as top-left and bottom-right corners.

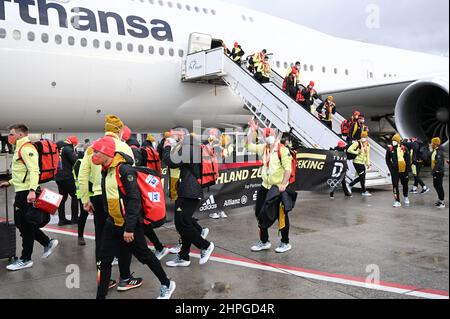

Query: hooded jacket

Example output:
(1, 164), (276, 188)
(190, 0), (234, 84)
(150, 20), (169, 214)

(162, 135), (203, 199)
(431, 146), (445, 176)
(258, 186), (298, 229)
(102, 152), (142, 233)
(55, 141), (78, 182)
(386, 144), (411, 174)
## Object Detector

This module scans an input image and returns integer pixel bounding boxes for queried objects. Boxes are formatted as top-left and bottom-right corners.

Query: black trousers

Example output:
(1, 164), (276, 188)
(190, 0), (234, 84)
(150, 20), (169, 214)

(175, 198), (210, 261)
(96, 220), (169, 299)
(433, 173), (445, 201)
(91, 195), (108, 261)
(330, 176), (352, 197)
(56, 179), (78, 221)
(14, 191), (50, 261)
(321, 120), (333, 130)
(392, 172), (409, 202)
(255, 186), (290, 244)
(349, 163), (367, 193)
(77, 200), (89, 238)
(412, 164), (426, 188)
(144, 225), (164, 252)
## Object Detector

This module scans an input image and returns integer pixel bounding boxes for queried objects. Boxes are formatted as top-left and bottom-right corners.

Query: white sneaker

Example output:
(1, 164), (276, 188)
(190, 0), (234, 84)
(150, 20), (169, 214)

(209, 212), (220, 219)
(219, 211), (228, 219)
(199, 242), (215, 265)
(201, 228), (209, 239)
(393, 201), (402, 208)
(436, 201), (446, 209)
(168, 244), (181, 255)
(251, 241), (271, 252)
(362, 191), (372, 197)
(410, 187), (418, 194)
(155, 248), (169, 261)
(112, 257), (119, 266)
(404, 198), (410, 206)
(275, 243), (292, 253)
(420, 187), (430, 195)
(6, 259), (33, 271)
(42, 239), (59, 259)
(166, 256), (191, 267)
(158, 281), (176, 299)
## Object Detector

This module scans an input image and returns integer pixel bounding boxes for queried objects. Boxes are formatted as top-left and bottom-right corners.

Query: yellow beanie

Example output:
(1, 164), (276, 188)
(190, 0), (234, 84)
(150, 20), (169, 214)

(392, 134), (402, 144)
(432, 137), (441, 146)
(361, 131), (369, 138)
(104, 115), (124, 134)
(146, 134), (156, 143)
(163, 131), (171, 139)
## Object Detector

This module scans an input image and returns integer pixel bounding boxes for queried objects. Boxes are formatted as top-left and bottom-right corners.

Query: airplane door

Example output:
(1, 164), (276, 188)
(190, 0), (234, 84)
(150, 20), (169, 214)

(362, 59), (375, 80)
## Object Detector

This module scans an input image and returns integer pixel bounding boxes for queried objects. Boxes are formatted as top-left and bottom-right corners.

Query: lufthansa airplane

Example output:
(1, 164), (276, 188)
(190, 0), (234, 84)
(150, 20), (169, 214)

(0, 0), (448, 145)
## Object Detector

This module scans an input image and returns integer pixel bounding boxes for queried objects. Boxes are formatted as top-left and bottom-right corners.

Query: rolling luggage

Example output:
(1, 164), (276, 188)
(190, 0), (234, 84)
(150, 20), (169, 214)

(0, 187), (16, 261)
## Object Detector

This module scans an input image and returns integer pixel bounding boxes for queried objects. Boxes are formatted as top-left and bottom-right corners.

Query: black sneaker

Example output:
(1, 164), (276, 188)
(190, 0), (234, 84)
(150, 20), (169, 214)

(117, 275), (143, 292)
(71, 218), (79, 225)
(58, 219), (71, 226)
(108, 280), (117, 289)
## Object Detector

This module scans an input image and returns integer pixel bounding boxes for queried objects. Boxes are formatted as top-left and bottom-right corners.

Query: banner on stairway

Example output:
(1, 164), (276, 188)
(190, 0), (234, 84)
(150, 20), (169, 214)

(161, 148), (347, 213)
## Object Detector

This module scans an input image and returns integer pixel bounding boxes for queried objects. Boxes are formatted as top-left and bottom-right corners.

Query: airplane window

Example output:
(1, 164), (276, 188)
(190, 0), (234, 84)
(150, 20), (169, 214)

(158, 0), (163, 6)
(13, 30), (21, 40)
(149, 46), (154, 54)
(249, 17), (254, 22)
(68, 36), (75, 46)
(81, 38), (87, 47)
(303, 64), (308, 71)
(41, 33), (49, 43)
(242, 15), (247, 21)
(28, 31), (35, 42)
(203, 8), (208, 14)
(127, 43), (134, 52)
(178, 49), (184, 57)
(116, 42), (122, 51)
(322, 66), (326, 73)
(388, 74), (392, 77)
(93, 39), (100, 48)
(345, 69), (349, 76)
(168, 2), (173, 8)
(177, 3), (182, 9)
(138, 44), (144, 53)
(105, 40), (111, 50)
(159, 47), (165, 55)
(334, 68), (338, 74)
(169, 48), (174, 56)
(186, 5), (191, 10)
(194, 6), (200, 12)
(55, 34), (62, 44)
(384, 74), (387, 78)
(310, 65), (314, 72)
(370, 72), (374, 78)
(284, 62), (288, 69)
(211, 9), (216, 15)
(0, 28), (6, 39)
(148, 0), (154, 4)
(276, 61), (280, 68)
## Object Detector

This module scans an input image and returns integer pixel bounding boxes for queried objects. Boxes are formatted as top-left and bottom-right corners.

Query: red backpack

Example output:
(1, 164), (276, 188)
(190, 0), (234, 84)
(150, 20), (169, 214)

(141, 147), (162, 175)
(341, 119), (352, 136)
(197, 144), (219, 188)
(116, 166), (166, 228)
(277, 144), (297, 185)
(18, 139), (59, 184)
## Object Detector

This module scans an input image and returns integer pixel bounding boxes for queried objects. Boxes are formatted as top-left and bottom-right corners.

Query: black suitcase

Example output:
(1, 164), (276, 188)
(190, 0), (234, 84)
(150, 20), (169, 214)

(0, 187), (17, 261)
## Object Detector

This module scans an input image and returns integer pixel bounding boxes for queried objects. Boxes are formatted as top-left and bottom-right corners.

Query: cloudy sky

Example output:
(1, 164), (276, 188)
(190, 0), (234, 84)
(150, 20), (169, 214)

(223, 0), (449, 56)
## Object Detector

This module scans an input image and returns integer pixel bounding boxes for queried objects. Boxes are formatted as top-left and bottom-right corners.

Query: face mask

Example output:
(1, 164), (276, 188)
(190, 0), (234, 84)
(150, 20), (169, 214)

(392, 141), (398, 147)
(167, 137), (177, 147)
(91, 154), (103, 166)
(361, 138), (367, 143)
(265, 136), (275, 145)
(152, 142), (157, 149)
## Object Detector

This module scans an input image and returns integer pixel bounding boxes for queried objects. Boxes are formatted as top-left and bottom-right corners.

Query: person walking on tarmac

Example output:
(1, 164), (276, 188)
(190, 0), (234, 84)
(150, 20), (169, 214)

(91, 137), (176, 299)
(386, 134), (412, 208)
(429, 138), (446, 208)
(79, 115), (137, 290)
(230, 42), (245, 65)
(246, 119), (295, 254)
(72, 157), (90, 246)
(330, 140), (352, 199)
(348, 131), (372, 197)
(163, 127), (215, 267)
(0, 124), (59, 271)
(316, 96), (337, 130)
(55, 136), (79, 226)
(403, 137), (430, 195)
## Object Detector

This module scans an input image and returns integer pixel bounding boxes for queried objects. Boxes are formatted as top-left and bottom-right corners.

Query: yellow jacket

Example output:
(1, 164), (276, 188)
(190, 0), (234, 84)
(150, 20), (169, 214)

(247, 142), (292, 189)
(348, 141), (371, 166)
(9, 136), (40, 192)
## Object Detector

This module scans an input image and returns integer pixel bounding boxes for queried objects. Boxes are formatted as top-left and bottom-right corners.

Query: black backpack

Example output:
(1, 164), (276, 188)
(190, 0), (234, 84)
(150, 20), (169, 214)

(345, 142), (359, 160)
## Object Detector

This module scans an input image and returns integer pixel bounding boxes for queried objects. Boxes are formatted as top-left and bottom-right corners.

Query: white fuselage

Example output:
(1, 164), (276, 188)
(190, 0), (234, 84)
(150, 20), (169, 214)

(0, 0), (448, 133)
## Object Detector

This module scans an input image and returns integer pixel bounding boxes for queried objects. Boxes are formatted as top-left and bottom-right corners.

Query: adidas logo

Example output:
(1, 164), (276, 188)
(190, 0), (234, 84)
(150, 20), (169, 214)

(199, 195), (218, 212)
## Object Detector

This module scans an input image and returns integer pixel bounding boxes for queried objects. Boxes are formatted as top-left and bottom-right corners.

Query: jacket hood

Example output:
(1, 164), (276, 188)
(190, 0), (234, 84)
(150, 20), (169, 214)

(109, 152), (134, 169)
(126, 137), (140, 148)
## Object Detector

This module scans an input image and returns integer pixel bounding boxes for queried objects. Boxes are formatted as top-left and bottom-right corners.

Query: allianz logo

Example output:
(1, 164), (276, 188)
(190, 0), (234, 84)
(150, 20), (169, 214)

(199, 195), (218, 211)
(224, 195), (248, 207)
(189, 60), (203, 71)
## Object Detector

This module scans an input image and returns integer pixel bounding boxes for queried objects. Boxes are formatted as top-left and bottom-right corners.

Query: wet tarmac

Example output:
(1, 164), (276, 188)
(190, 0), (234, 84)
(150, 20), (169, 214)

(0, 172), (448, 299)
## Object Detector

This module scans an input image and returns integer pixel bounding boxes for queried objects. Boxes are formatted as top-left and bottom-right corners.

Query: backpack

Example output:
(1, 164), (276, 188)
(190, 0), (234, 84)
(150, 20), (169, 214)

(141, 147), (162, 175)
(341, 119), (352, 136)
(277, 144), (297, 185)
(18, 139), (59, 184)
(345, 142), (358, 160)
(116, 166), (166, 228)
(197, 144), (219, 188)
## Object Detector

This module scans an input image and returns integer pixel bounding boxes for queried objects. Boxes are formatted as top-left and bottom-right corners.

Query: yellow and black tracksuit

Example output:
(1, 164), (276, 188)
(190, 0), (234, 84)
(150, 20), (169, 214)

(316, 101), (336, 130)
(96, 152), (169, 299)
(348, 140), (371, 193)
(10, 136), (50, 261)
(231, 45), (245, 64)
(386, 144), (411, 202)
(431, 147), (445, 202)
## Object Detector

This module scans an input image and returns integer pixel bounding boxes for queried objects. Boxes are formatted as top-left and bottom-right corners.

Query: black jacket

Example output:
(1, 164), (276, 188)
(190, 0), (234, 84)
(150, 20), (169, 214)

(230, 46), (245, 61)
(55, 142), (78, 181)
(386, 144), (411, 174)
(258, 186), (297, 229)
(431, 147), (445, 176)
(316, 101), (336, 121)
(162, 136), (203, 199)
(403, 140), (426, 165)
(301, 88), (319, 106)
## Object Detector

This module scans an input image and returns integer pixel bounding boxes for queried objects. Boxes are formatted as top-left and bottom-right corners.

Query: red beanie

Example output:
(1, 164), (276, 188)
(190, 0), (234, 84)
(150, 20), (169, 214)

(263, 128), (275, 138)
(337, 141), (346, 148)
(92, 137), (116, 158)
(66, 136), (78, 146)
(309, 81), (315, 87)
(121, 126), (132, 141)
